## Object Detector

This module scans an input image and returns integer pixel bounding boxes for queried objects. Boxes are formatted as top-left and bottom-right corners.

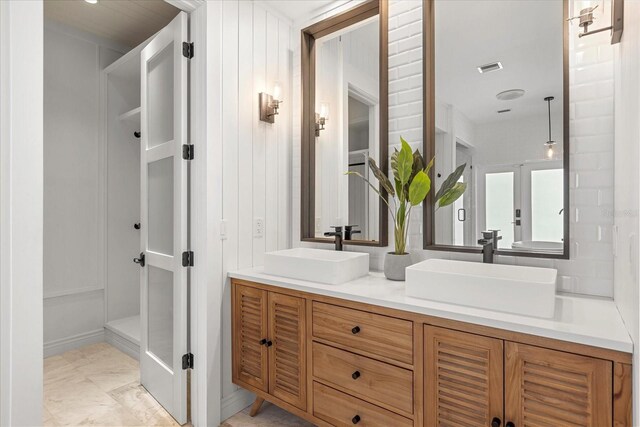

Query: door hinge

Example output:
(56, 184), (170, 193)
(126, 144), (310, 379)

(182, 144), (194, 160)
(182, 353), (194, 369)
(182, 251), (194, 267)
(182, 42), (194, 59)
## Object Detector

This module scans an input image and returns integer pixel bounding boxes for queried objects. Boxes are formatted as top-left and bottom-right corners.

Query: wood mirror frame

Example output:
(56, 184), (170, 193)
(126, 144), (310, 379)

(422, 0), (570, 259)
(300, 0), (389, 247)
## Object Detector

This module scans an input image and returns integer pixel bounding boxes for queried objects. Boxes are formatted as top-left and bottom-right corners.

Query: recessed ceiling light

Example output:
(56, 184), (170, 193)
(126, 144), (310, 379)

(477, 62), (503, 74)
(85, 0), (98, 4)
(496, 89), (525, 101)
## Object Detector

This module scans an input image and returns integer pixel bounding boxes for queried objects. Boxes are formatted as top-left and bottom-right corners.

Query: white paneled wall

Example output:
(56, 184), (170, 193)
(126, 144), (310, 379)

(43, 22), (124, 355)
(219, 0), (292, 414)
(293, 0), (618, 298)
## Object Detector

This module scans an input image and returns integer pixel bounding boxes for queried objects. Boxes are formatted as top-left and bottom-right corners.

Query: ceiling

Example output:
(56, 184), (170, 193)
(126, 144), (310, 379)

(264, 0), (337, 23)
(44, 0), (180, 48)
(435, 0), (564, 125)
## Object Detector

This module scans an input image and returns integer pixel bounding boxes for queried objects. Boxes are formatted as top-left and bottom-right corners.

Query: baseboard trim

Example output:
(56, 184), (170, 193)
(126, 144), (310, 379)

(221, 388), (254, 421)
(44, 328), (105, 357)
(104, 328), (139, 360)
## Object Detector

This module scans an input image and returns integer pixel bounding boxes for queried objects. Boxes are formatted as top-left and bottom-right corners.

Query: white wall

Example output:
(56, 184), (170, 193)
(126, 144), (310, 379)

(0, 1), (44, 425)
(215, 0), (293, 419)
(613, 1), (640, 424)
(293, 0), (618, 298)
(43, 22), (124, 355)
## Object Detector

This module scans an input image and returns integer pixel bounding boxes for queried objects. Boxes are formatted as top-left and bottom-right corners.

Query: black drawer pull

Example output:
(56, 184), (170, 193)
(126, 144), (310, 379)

(352, 371), (361, 380)
(259, 338), (267, 345)
(352, 415), (361, 424)
(265, 340), (273, 347)
(506, 422), (515, 427)
(351, 326), (361, 334)
(491, 418), (501, 427)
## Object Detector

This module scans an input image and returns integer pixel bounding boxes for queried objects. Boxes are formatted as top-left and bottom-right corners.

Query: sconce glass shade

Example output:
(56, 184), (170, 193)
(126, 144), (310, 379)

(319, 102), (329, 120)
(273, 82), (282, 102)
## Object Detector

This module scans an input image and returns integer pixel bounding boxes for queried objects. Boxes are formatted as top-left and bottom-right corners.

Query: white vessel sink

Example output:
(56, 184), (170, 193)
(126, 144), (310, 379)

(405, 259), (557, 318)
(264, 248), (369, 285)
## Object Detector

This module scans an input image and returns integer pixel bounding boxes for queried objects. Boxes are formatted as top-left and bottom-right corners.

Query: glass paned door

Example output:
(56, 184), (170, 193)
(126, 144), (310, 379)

(139, 11), (188, 425)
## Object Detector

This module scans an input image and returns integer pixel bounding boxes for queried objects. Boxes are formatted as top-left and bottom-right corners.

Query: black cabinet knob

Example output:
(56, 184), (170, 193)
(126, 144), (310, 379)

(351, 415), (361, 424)
(259, 339), (267, 345)
(506, 422), (515, 427)
(351, 326), (361, 334)
(352, 371), (361, 380)
(265, 340), (273, 347)
(134, 223), (141, 230)
(491, 417), (501, 427)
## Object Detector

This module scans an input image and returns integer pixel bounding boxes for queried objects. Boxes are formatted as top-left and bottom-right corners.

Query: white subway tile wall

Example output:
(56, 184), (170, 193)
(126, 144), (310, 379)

(293, 0), (616, 297)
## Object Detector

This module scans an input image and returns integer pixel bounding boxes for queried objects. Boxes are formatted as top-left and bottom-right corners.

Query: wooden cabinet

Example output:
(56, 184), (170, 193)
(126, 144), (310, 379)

(232, 283), (307, 411)
(505, 342), (612, 427)
(231, 279), (632, 426)
(425, 325), (616, 427)
(267, 292), (307, 410)
(232, 285), (269, 392)
(424, 326), (504, 427)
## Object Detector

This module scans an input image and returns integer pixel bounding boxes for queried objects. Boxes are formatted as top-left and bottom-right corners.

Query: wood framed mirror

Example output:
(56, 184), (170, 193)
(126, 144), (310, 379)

(301, 0), (388, 247)
(423, 0), (570, 259)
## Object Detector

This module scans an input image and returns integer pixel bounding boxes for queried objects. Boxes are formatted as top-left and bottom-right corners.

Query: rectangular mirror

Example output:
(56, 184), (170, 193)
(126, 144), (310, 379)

(424, 0), (569, 258)
(301, 0), (388, 247)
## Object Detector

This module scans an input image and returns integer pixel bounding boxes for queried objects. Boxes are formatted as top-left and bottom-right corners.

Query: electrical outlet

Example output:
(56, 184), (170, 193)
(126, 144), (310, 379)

(254, 218), (264, 237)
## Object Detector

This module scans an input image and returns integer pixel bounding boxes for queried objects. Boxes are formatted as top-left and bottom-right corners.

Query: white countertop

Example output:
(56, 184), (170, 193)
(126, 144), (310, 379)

(229, 267), (633, 354)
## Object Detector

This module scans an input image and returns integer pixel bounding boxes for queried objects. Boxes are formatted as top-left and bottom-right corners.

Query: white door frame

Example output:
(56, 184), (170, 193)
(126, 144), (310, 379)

(0, 1), (221, 426)
(0, 1), (44, 426)
(184, 2), (223, 426)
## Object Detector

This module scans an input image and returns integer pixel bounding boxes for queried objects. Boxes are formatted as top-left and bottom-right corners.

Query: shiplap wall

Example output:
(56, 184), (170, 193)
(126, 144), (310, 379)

(292, 0), (618, 298)
(219, 0), (292, 413)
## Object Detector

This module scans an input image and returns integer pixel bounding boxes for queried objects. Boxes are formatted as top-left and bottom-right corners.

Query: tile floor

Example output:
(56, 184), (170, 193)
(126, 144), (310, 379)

(44, 343), (312, 427)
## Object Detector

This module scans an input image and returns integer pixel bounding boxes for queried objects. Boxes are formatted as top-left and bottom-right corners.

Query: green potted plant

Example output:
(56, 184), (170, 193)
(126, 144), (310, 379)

(347, 137), (467, 281)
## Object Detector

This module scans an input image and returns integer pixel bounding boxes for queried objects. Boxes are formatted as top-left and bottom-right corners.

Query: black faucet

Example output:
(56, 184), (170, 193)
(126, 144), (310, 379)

(344, 225), (361, 240)
(478, 230), (502, 263)
(324, 226), (343, 251)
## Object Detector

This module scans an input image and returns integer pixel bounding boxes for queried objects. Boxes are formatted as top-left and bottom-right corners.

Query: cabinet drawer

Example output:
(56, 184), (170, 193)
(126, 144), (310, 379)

(312, 302), (413, 364)
(313, 382), (413, 427)
(313, 342), (413, 414)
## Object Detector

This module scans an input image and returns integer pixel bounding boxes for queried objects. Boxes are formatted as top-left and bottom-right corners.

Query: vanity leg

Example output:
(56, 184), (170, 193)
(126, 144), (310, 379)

(249, 397), (265, 417)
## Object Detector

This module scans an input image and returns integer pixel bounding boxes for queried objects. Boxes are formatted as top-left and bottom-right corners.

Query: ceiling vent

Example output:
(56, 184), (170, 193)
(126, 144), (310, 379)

(497, 109), (511, 114)
(477, 61), (503, 74)
(496, 89), (525, 101)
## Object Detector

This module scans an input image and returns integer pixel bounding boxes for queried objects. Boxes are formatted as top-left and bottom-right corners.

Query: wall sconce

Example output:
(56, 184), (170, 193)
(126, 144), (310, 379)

(315, 103), (329, 137)
(259, 82), (282, 124)
(567, 0), (623, 44)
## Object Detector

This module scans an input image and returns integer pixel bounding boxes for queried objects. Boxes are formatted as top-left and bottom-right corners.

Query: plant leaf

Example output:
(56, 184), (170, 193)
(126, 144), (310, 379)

(396, 137), (413, 185)
(437, 182), (467, 207)
(425, 157), (434, 175)
(410, 149), (425, 184)
(367, 157), (395, 197)
(435, 163), (466, 201)
(408, 170), (431, 206)
(390, 148), (399, 179)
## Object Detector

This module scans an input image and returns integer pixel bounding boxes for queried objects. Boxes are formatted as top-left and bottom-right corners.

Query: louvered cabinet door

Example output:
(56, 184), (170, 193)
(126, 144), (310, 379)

(232, 284), (269, 392)
(505, 342), (612, 427)
(425, 326), (504, 427)
(268, 292), (307, 410)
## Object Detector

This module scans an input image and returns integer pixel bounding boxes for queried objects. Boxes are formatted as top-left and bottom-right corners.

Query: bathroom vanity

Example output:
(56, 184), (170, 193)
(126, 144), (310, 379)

(229, 269), (632, 427)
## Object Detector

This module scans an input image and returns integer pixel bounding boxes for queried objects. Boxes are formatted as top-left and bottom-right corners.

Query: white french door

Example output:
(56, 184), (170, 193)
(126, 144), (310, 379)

(139, 11), (189, 425)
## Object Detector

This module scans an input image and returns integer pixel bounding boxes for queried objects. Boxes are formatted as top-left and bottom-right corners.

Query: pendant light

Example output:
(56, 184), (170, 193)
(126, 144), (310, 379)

(544, 96), (556, 160)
